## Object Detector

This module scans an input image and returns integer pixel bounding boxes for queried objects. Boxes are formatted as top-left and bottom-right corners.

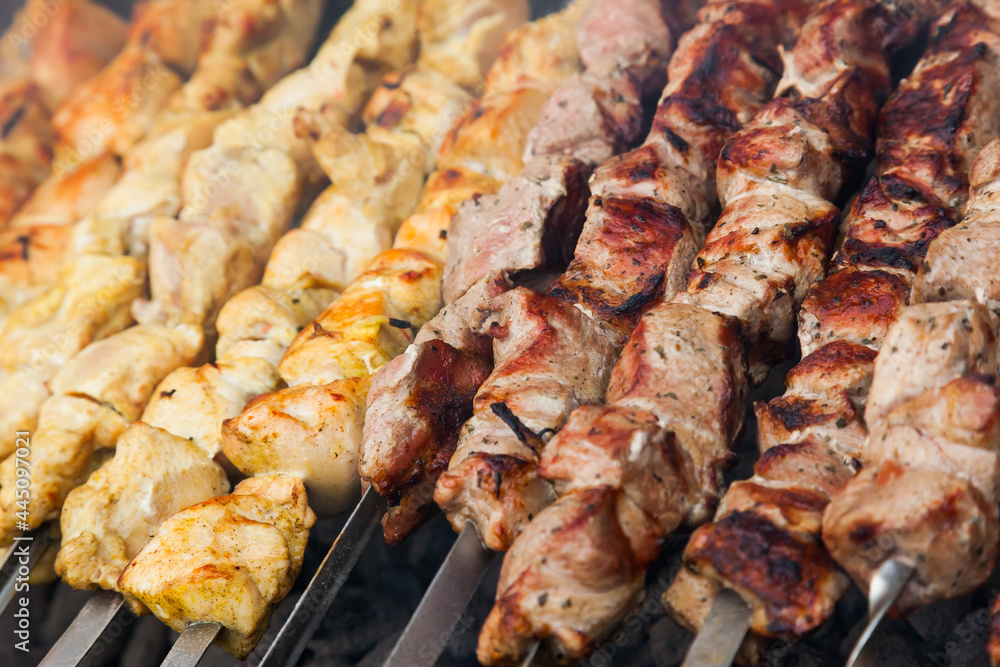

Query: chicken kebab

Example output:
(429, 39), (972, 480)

(0, 0), (322, 462)
(667, 0), (1000, 658)
(55, 0), (530, 591)
(142, 0), (538, 513)
(0, 0), (340, 547)
(0, 0), (241, 296)
(0, 0), (127, 227)
(0, 0), (330, 316)
(468, 0), (923, 662)
(213, 0), (583, 528)
(361, 0), (686, 548)
(32, 1), (545, 657)
(95, 5), (583, 657)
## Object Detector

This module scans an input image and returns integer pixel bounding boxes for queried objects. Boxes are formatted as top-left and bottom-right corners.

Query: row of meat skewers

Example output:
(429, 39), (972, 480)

(3, 0), (1000, 664)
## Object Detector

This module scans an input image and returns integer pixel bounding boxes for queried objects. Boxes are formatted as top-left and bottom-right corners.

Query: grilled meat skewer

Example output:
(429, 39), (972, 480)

(824, 139), (1000, 644)
(362, 0), (680, 546)
(45, 2), (558, 658)
(668, 0), (1000, 652)
(0, 0), (127, 228)
(431, 0), (810, 562)
(223, 1), (583, 534)
(480, 0), (910, 662)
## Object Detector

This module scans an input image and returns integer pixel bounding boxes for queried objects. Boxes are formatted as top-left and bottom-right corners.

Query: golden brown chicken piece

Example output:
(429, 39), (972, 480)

(223, 377), (372, 515)
(0, 81), (53, 227)
(50, 0), (224, 165)
(142, 358), (281, 457)
(0, 0), (127, 227)
(118, 475), (316, 659)
(56, 421), (229, 591)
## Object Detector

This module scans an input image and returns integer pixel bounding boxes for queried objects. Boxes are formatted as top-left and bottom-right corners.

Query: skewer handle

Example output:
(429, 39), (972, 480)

(39, 590), (128, 667)
(0, 529), (51, 616)
(845, 558), (915, 667)
(681, 589), (752, 667)
(160, 623), (222, 667)
(258, 487), (386, 667)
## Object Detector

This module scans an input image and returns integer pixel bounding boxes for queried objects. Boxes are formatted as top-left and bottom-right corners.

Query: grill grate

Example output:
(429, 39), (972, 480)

(2, 1), (999, 666)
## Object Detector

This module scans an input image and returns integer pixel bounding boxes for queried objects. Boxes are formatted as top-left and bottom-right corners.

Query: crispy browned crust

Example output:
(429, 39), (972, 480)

(366, 340), (491, 503)
(681, 0), (1000, 636)
(799, 268), (911, 350)
(549, 196), (692, 331)
(686, 510), (849, 636)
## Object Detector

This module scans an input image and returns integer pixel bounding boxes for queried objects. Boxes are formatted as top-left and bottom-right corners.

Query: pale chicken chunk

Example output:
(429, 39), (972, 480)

(67, 111), (232, 260)
(57, 422), (228, 591)
(118, 475), (316, 659)
(413, 0), (529, 93)
(0, 396), (128, 543)
(142, 358), (282, 457)
(166, 0), (325, 114)
(49, 324), (205, 423)
(223, 377), (372, 516)
(134, 143), (303, 329)
(0, 324), (205, 542)
(214, 286), (335, 366)
(0, 254), (144, 457)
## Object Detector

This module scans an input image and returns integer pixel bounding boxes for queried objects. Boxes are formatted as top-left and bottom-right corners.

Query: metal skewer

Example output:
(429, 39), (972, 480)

(258, 487), (386, 667)
(681, 589), (752, 667)
(0, 528), (51, 615)
(382, 522), (496, 667)
(39, 590), (129, 666)
(160, 622), (223, 667)
(520, 639), (541, 667)
(845, 558), (915, 667)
